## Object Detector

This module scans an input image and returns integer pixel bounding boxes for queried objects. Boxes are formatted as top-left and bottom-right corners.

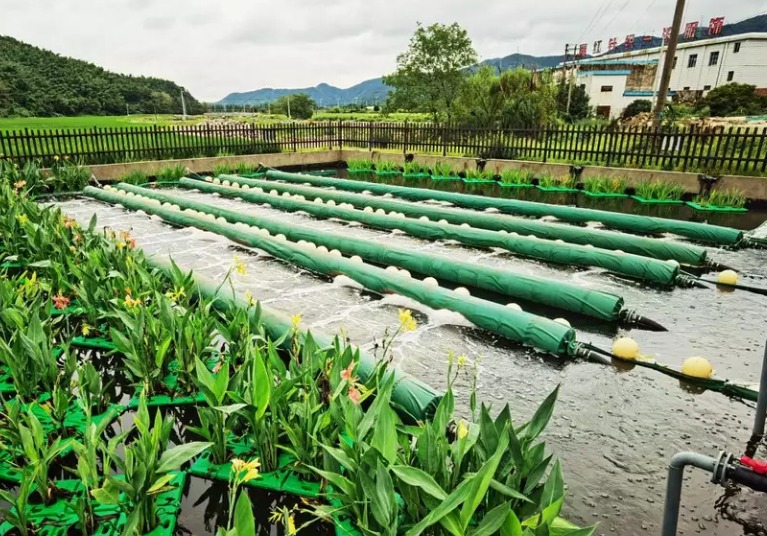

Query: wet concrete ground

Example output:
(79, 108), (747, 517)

(54, 187), (767, 536)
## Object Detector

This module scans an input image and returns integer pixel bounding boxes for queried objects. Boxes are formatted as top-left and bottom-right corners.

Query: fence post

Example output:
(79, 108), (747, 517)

(338, 119), (343, 150)
(368, 123), (373, 151)
(153, 126), (161, 160)
(606, 126), (617, 167)
(291, 123), (298, 152)
(441, 124), (447, 157)
(403, 121), (409, 154)
(542, 127), (550, 163)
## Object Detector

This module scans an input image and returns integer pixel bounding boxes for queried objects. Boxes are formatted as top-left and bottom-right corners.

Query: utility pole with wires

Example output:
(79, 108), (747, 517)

(564, 44), (578, 115)
(180, 90), (187, 121)
(651, 0), (686, 128)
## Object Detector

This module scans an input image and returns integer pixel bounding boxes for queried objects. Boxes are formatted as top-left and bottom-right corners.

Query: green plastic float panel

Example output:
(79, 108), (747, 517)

(176, 178), (680, 287)
(0, 473), (185, 536)
(214, 174), (707, 265)
(144, 259), (442, 422)
(262, 170), (745, 246)
(113, 182), (626, 322)
(85, 186), (577, 359)
(685, 202), (748, 213)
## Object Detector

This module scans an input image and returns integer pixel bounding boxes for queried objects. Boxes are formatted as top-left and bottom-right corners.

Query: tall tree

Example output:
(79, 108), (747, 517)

(383, 22), (478, 121)
(272, 93), (316, 120)
(555, 78), (591, 122)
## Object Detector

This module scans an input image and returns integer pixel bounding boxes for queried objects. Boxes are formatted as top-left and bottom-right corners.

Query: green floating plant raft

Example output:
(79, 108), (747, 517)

(583, 191), (629, 198)
(346, 168), (374, 175)
(462, 178), (497, 184)
(498, 182), (534, 189)
(0, 473), (186, 536)
(374, 170), (401, 177)
(190, 438), (321, 498)
(430, 175), (461, 181)
(70, 336), (116, 351)
(630, 195), (684, 205)
(536, 186), (579, 193)
(685, 202), (748, 213)
(402, 173), (430, 179)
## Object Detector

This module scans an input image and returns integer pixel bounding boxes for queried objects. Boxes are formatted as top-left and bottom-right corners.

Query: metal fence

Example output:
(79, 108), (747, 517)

(2, 121), (766, 174)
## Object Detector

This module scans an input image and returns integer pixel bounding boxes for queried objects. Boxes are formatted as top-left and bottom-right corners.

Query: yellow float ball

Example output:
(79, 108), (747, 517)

(717, 270), (738, 286)
(681, 357), (713, 379)
(612, 337), (639, 360)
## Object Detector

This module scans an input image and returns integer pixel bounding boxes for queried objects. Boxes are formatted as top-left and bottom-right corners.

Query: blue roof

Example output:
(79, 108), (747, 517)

(580, 59), (658, 66)
(578, 70), (632, 77)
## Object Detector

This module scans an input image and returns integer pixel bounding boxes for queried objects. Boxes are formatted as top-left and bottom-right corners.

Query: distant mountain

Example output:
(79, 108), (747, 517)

(216, 53), (564, 106)
(0, 36), (204, 117)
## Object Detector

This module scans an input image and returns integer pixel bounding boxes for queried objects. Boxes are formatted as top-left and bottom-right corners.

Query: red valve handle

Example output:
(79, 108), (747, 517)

(740, 456), (767, 475)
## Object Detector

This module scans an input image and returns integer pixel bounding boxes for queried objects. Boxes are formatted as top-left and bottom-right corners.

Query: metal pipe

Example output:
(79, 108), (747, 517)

(662, 451), (767, 536)
(753, 339), (767, 439)
(662, 452), (718, 536)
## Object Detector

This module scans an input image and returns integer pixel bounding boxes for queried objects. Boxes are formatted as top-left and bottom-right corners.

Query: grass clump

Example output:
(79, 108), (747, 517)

(119, 170), (148, 185)
(346, 159), (374, 171)
(155, 164), (186, 182)
(584, 176), (626, 194)
(432, 161), (454, 177)
(374, 160), (399, 172)
(635, 180), (684, 201)
(499, 169), (534, 185)
(214, 163), (232, 176)
(695, 188), (747, 208)
(403, 162), (426, 175)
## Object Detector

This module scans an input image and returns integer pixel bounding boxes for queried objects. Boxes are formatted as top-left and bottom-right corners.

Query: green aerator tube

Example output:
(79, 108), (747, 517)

(217, 174), (707, 265)
(178, 178), (681, 287)
(262, 170), (745, 246)
(85, 185), (576, 357)
(145, 258), (441, 422)
(115, 183), (626, 322)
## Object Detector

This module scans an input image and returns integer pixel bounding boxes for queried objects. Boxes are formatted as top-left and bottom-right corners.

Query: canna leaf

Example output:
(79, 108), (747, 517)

(404, 477), (473, 536)
(147, 473), (177, 494)
(459, 427), (510, 530)
(500, 509), (524, 536)
(525, 386), (559, 442)
(469, 502), (512, 536)
(390, 465), (447, 501)
(233, 491), (256, 536)
(157, 442), (212, 473)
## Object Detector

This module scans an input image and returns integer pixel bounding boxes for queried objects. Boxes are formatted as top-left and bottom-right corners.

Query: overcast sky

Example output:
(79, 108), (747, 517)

(2, 0), (765, 101)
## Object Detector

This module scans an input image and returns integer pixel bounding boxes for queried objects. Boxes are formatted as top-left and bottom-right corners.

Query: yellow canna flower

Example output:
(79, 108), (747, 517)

(244, 290), (256, 306)
(53, 155), (60, 162)
(116, 241), (126, 250)
(398, 309), (417, 332)
(232, 458), (261, 482)
(233, 256), (248, 275)
(457, 355), (467, 368)
(291, 313), (302, 329)
(81, 324), (92, 337)
(16, 214), (29, 225)
(287, 515), (297, 535)
(457, 420), (468, 440)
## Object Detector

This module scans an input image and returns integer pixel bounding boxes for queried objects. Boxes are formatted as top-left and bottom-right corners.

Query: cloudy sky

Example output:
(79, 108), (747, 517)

(2, 0), (765, 101)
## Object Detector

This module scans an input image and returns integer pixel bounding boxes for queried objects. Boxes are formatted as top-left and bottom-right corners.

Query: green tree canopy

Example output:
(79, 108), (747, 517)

(621, 99), (652, 120)
(698, 83), (767, 117)
(383, 22), (478, 121)
(454, 66), (558, 129)
(272, 93), (316, 120)
(555, 78), (591, 122)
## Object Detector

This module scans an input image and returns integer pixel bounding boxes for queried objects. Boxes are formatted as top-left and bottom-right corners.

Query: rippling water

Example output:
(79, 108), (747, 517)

(54, 181), (767, 536)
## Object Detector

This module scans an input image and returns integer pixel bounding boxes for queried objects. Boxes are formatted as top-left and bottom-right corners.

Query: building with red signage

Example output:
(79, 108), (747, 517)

(565, 28), (767, 119)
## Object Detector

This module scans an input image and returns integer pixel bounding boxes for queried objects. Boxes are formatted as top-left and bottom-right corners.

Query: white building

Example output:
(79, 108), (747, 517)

(570, 32), (767, 119)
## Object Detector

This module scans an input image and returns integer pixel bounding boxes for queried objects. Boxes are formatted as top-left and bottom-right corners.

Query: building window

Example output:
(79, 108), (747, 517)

(703, 85), (711, 90)
(687, 54), (698, 68)
(734, 42), (741, 53)
(709, 51), (719, 66)
(683, 87), (690, 90)
(672, 56), (677, 69)
(600, 85), (613, 92)
(727, 71), (735, 81)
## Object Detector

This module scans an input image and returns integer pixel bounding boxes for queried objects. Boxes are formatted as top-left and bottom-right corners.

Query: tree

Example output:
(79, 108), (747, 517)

(621, 99), (652, 120)
(698, 83), (767, 117)
(272, 93), (316, 120)
(555, 78), (590, 121)
(383, 22), (478, 121)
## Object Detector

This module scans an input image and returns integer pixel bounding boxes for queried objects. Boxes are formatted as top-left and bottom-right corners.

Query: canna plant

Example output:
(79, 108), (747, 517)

(48, 159), (91, 192)
(189, 357), (245, 465)
(375, 160), (399, 172)
(92, 395), (211, 534)
(0, 470), (35, 536)
(15, 408), (75, 504)
(433, 161), (454, 177)
(500, 169), (534, 185)
(0, 310), (60, 401)
(403, 162), (426, 175)
(635, 180), (684, 201)
(346, 159), (375, 172)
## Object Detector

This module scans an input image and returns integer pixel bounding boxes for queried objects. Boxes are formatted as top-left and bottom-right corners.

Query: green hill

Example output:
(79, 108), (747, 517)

(0, 36), (204, 117)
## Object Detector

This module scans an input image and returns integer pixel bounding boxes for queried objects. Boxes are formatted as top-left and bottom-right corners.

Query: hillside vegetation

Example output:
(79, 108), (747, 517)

(0, 36), (204, 117)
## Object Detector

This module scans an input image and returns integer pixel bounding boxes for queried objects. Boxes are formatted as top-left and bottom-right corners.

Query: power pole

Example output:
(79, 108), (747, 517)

(287, 96), (291, 119)
(180, 90), (187, 120)
(651, 0), (686, 128)
(565, 44), (576, 115)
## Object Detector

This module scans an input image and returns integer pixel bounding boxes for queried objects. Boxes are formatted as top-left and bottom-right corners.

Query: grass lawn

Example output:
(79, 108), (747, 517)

(0, 115), (206, 131)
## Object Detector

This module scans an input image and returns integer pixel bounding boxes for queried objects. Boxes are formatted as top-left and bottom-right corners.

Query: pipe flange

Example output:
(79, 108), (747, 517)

(711, 451), (734, 485)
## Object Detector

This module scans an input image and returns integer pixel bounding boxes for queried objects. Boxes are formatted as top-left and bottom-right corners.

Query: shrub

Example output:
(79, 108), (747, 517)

(698, 83), (767, 117)
(621, 99), (652, 120)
